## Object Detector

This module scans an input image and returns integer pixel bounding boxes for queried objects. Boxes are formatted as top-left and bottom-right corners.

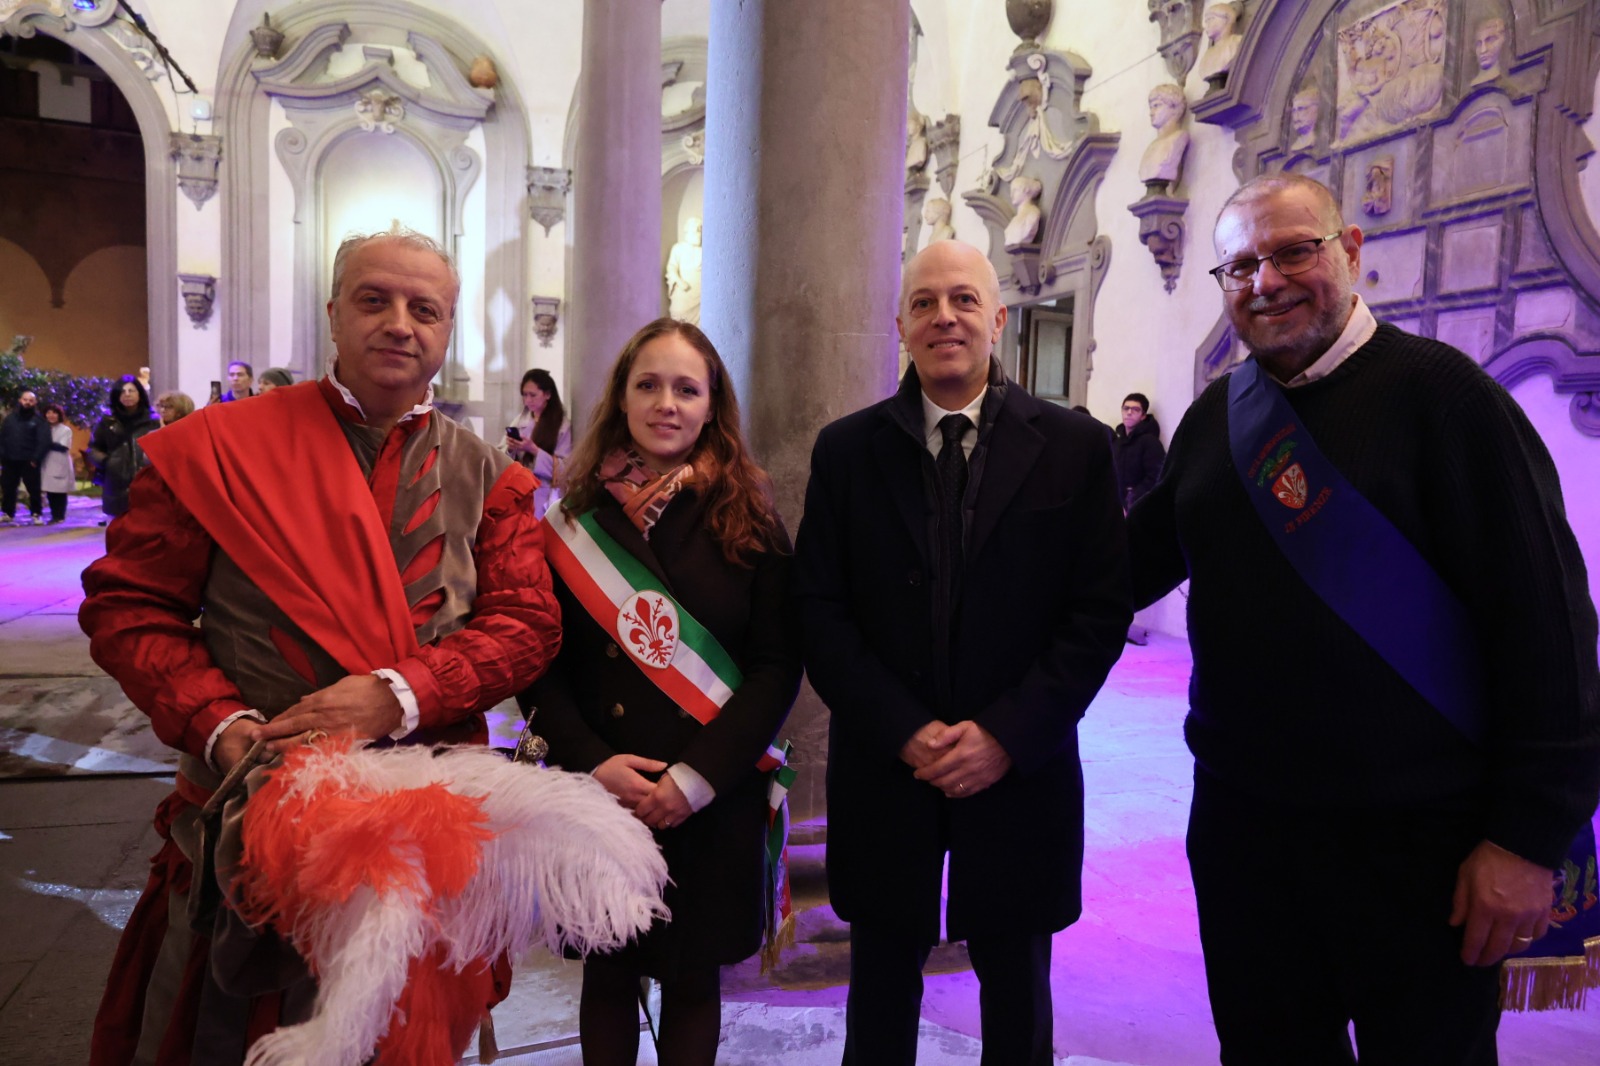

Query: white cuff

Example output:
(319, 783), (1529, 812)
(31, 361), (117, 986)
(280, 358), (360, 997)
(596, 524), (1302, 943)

(205, 708), (267, 771)
(373, 669), (421, 739)
(665, 762), (716, 813)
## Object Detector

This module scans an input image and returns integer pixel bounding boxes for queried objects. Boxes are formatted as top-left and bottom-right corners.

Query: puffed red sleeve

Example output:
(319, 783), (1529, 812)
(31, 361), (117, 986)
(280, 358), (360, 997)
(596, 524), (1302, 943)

(393, 462), (562, 729)
(79, 467), (251, 758)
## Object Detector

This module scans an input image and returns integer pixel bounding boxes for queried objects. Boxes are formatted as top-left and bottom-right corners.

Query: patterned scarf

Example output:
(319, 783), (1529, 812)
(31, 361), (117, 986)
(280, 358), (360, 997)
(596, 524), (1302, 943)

(599, 448), (695, 539)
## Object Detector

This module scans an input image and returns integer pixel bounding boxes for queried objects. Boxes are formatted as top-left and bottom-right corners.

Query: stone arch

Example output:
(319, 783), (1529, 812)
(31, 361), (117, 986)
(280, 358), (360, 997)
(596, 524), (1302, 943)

(215, 0), (532, 423)
(1, 1), (178, 390)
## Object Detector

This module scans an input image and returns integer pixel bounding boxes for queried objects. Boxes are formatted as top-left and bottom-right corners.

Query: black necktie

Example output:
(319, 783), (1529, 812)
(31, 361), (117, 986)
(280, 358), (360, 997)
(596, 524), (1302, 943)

(937, 413), (972, 577)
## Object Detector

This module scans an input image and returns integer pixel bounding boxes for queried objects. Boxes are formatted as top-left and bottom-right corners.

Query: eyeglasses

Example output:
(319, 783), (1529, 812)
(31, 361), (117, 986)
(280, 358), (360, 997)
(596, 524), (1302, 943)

(1208, 232), (1343, 291)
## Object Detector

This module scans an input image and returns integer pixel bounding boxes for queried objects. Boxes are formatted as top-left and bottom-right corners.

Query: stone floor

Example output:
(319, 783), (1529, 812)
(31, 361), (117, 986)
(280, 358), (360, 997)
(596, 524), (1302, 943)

(1, 495), (1596, 1064)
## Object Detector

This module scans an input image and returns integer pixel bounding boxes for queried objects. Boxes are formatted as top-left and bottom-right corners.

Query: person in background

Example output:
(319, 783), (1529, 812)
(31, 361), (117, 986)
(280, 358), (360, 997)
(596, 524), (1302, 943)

(40, 403), (74, 524)
(503, 367), (572, 516)
(1, 388), (50, 526)
(257, 368), (295, 393)
(89, 377), (161, 526)
(522, 318), (799, 1066)
(213, 361), (255, 403)
(1111, 392), (1165, 512)
(154, 391), (195, 426)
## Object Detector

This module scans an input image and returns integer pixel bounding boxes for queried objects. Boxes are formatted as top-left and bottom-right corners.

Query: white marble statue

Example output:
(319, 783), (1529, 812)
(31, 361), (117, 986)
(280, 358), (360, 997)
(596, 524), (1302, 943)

(907, 108), (930, 176)
(1004, 176), (1044, 247)
(1138, 84), (1191, 190)
(1195, 3), (1243, 85)
(1289, 87), (1320, 151)
(922, 197), (955, 243)
(665, 217), (703, 325)
(1471, 17), (1506, 85)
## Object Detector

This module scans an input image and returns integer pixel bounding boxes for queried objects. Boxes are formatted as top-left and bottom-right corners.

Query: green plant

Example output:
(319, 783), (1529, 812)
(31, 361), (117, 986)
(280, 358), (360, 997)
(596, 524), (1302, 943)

(0, 335), (117, 429)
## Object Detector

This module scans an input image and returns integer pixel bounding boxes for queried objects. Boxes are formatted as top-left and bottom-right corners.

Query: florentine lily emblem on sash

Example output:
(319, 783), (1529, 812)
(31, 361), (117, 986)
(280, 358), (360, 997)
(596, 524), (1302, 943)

(618, 593), (680, 669)
(1273, 463), (1309, 510)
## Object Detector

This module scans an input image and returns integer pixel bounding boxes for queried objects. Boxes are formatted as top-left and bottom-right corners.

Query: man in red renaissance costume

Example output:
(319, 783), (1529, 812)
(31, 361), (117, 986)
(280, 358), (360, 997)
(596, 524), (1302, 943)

(80, 226), (561, 1064)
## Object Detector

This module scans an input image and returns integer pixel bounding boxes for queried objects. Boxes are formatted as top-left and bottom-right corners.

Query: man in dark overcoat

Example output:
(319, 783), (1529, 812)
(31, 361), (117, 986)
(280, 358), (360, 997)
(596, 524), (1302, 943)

(795, 239), (1131, 1065)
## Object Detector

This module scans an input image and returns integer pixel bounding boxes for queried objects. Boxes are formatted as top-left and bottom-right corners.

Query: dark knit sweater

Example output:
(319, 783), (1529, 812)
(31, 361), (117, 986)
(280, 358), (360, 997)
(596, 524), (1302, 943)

(1129, 324), (1600, 869)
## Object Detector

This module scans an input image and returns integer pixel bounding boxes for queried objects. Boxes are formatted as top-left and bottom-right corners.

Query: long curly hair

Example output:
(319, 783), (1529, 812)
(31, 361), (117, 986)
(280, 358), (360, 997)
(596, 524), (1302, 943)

(108, 376), (152, 421)
(561, 318), (782, 564)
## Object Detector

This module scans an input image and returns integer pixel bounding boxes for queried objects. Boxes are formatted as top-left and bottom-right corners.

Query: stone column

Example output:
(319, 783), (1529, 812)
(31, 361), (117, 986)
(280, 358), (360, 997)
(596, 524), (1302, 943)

(703, 0), (910, 823)
(567, 0), (663, 429)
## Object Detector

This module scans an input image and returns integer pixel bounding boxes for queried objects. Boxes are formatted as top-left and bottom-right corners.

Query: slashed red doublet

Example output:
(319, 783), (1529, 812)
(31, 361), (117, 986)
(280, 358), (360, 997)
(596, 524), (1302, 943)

(80, 379), (560, 1065)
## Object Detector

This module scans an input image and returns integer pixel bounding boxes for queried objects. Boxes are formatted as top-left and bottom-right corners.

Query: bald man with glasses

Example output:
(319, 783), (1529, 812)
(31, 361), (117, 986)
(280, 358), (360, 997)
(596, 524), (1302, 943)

(1128, 173), (1599, 1063)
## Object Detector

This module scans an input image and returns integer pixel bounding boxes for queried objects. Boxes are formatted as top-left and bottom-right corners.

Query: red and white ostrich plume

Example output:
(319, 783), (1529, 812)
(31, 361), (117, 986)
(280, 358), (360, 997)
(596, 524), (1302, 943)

(232, 741), (669, 1066)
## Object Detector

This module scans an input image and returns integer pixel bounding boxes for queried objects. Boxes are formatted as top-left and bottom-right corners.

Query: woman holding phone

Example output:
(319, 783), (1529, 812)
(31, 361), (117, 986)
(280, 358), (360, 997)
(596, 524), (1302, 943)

(521, 319), (799, 1065)
(503, 368), (571, 515)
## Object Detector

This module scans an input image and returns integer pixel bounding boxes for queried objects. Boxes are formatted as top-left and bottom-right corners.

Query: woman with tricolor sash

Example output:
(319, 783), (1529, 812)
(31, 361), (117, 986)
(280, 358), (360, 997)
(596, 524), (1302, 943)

(520, 318), (801, 1065)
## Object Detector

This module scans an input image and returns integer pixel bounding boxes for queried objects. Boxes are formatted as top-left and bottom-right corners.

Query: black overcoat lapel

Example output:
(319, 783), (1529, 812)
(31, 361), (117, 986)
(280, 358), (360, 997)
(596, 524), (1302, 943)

(968, 387), (1046, 565)
(871, 420), (933, 566)
(589, 500), (679, 598)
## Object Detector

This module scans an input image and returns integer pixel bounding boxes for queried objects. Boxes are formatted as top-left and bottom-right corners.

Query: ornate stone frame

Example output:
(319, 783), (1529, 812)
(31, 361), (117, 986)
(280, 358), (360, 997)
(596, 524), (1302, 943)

(962, 48), (1119, 407)
(1190, 0), (1600, 430)
(2, 1), (179, 390)
(215, 0), (532, 419)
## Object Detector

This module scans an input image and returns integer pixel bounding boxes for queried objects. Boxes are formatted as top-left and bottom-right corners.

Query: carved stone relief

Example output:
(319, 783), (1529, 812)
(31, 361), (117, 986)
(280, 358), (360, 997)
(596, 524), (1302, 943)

(1189, 0), (1600, 438)
(1334, 0), (1446, 146)
(531, 296), (560, 348)
(527, 166), (571, 235)
(1149, 0), (1203, 84)
(178, 273), (215, 328)
(928, 115), (962, 198)
(1470, 16), (1507, 86)
(1361, 156), (1393, 216)
(170, 133), (222, 209)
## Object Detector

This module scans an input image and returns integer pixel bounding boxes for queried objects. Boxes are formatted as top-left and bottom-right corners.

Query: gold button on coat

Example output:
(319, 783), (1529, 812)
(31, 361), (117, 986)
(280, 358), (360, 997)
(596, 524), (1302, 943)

(610, 702), (625, 718)
(606, 643), (620, 658)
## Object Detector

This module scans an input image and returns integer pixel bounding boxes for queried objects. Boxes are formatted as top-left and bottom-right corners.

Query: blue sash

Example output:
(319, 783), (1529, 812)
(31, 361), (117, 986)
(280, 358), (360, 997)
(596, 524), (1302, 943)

(1226, 358), (1487, 743)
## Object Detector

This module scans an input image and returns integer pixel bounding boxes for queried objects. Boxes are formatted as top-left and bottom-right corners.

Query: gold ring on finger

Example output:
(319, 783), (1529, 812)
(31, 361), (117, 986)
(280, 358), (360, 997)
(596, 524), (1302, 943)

(302, 729), (329, 746)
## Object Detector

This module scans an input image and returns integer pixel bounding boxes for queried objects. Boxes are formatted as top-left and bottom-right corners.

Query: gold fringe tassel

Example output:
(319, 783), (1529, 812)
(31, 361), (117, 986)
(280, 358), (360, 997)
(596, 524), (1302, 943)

(759, 911), (798, 975)
(1500, 935), (1600, 1012)
(478, 1011), (500, 1064)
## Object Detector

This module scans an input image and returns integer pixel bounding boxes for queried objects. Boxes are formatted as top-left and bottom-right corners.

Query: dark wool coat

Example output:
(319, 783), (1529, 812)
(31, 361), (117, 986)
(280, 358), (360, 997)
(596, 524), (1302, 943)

(0, 408), (50, 464)
(1112, 414), (1165, 510)
(522, 490), (800, 975)
(89, 412), (161, 516)
(795, 363), (1131, 944)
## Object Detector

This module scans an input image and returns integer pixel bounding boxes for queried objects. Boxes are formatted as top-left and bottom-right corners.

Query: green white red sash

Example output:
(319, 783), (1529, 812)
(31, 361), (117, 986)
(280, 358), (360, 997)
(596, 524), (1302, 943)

(540, 504), (785, 772)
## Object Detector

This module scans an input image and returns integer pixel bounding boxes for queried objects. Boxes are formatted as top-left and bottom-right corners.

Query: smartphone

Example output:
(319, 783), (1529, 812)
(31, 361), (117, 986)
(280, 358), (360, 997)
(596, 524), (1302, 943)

(505, 426), (522, 440)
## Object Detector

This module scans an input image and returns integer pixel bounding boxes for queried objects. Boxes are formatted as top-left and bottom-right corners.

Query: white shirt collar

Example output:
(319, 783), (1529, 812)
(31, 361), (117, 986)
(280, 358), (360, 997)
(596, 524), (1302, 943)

(921, 389), (983, 439)
(1281, 295), (1377, 388)
(327, 366), (434, 425)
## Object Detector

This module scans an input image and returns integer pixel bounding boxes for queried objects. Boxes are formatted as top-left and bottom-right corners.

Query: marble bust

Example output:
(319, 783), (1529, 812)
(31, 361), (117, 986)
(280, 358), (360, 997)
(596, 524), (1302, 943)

(1138, 84), (1191, 191)
(1471, 17), (1506, 86)
(665, 216), (703, 324)
(922, 197), (955, 243)
(1004, 176), (1044, 247)
(1195, 3), (1243, 86)
(1289, 87), (1320, 152)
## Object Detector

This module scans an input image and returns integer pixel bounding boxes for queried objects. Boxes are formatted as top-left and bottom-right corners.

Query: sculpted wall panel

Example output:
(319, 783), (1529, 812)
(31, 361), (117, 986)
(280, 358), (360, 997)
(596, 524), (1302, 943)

(1516, 204), (1556, 273)
(1352, 229), (1426, 304)
(1435, 306), (1497, 363)
(1514, 286), (1577, 335)
(1438, 215), (1503, 294)
(1339, 137), (1417, 229)
(1430, 95), (1532, 206)
(1335, 0), (1447, 147)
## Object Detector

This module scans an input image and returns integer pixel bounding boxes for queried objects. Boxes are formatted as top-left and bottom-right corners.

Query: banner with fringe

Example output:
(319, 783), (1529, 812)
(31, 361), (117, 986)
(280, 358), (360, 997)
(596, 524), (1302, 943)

(1501, 819), (1600, 1012)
